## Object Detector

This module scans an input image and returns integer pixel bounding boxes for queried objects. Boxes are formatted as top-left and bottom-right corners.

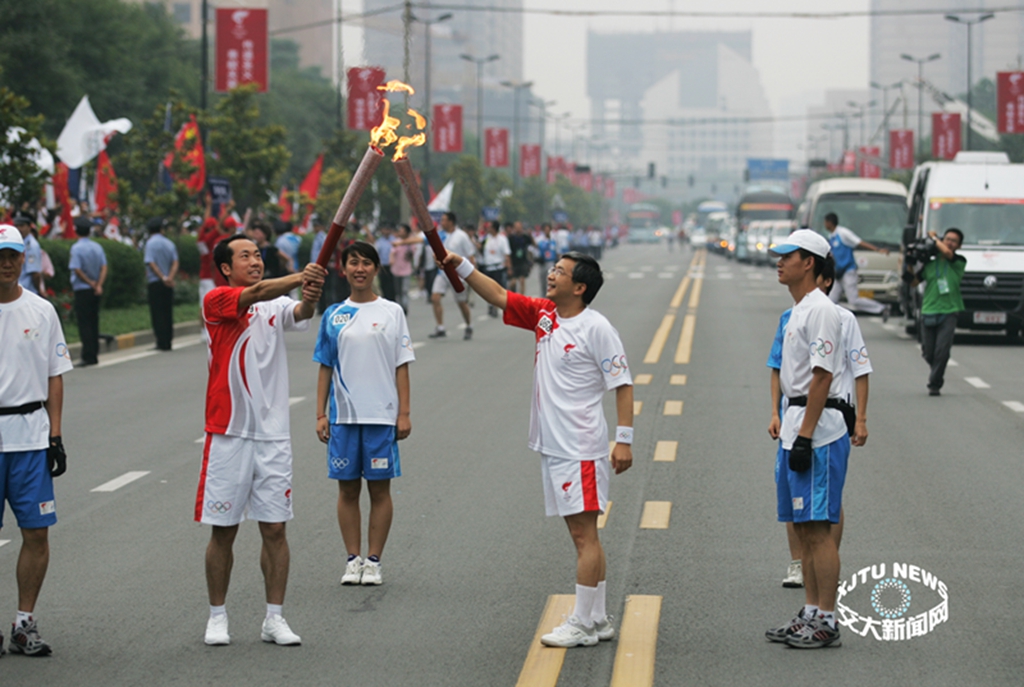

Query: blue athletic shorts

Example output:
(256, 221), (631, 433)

(1, 449), (57, 529)
(776, 435), (849, 524)
(327, 424), (401, 481)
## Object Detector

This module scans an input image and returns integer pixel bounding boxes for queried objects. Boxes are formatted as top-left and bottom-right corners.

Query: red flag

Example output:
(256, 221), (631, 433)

(484, 128), (509, 167)
(889, 130), (914, 169)
(163, 115), (205, 194)
(347, 67), (386, 131)
(278, 186), (292, 221)
(932, 113), (961, 160)
(997, 72), (1024, 133)
(433, 104), (463, 153)
(215, 8), (269, 92)
(299, 154), (324, 201)
(94, 150), (118, 212)
(53, 162), (73, 239)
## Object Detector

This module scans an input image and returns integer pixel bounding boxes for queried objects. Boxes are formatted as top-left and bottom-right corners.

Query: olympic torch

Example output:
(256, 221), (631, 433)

(393, 156), (464, 292)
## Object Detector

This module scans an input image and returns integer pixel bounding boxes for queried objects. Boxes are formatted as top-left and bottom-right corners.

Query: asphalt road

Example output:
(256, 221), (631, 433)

(2, 242), (1023, 686)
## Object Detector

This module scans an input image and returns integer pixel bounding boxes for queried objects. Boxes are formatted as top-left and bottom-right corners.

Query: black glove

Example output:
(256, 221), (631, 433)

(789, 436), (812, 473)
(48, 436), (67, 478)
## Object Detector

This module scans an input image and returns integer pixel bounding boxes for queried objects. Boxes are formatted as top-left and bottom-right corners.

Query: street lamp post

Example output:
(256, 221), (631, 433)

(459, 53), (500, 164)
(847, 99), (877, 147)
(554, 112), (570, 158)
(901, 52), (942, 161)
(500, 79), (534, 187)
(532, 98), (556, 168)
(945, 13), (996, 151)
(871, 80), (902, 159)
(411, 11), (453, 195)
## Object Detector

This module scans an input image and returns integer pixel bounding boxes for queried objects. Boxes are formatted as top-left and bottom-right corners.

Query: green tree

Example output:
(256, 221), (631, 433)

(516, 176), (551, 225)
(0, 77), (51, 208)
(444, 155), (487, 224)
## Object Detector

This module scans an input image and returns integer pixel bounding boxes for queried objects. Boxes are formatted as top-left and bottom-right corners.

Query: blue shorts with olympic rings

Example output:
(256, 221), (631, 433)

(328, 424), (401, 481)
(776, 434), (849, 524)
(1, 449), (57, 529)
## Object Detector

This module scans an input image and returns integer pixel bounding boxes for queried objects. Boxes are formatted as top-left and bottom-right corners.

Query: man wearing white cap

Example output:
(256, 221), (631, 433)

(0, 224), (73, 656)
(764, 229), (849, 650)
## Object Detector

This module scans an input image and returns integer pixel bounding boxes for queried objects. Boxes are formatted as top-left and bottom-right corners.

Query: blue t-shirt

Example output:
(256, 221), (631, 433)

(275, 232), (301, 268)
(766, 308), (792, 370)
(68, 237), (107, 291)
(143, 233), (179, 283)
(828, 227), (861, 275)
(310, 230), (327, 267)
(19, 233), (42, 293)
(537, 238), (558, 263)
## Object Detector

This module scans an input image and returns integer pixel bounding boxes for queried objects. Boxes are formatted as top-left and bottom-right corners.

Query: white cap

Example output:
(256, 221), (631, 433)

(0, 224), (24, 253)
(770, 229), (830, 259)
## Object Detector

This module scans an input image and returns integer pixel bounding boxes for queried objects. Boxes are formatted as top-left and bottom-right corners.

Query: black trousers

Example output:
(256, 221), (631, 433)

(378, 264), (396, 301)
(921, 312), (958, 391)
(148, 281), (175, 351)
(74, 288), (100, 365)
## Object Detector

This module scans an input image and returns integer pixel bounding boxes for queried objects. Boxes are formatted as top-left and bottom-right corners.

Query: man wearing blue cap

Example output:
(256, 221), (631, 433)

(764, 230), (849, 649)
(0, 223), (73, 656)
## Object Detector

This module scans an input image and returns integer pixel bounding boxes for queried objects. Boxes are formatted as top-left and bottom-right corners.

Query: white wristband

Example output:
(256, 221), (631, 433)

(615, 426), (634, 445)
(455, 259), (475, 279)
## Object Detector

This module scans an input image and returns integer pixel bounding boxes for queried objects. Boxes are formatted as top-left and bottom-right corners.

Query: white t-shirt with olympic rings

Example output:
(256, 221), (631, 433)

(779, 288), (846, 450)
(504, 291), (632, 461)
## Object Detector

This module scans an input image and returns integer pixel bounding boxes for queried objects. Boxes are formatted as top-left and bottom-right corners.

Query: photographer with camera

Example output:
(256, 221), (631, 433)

(916, 228), (966, 396)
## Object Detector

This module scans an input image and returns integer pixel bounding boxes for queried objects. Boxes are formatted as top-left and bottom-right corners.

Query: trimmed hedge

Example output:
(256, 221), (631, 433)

(40, 237), (146, 309)
(170, 233), (200, 278)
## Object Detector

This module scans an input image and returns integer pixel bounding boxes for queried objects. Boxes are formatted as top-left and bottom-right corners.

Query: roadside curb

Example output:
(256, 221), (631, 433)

(67, 320), (204, 363)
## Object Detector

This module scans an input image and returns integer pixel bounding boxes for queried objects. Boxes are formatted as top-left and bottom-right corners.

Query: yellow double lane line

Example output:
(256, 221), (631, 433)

(642, 250), (705, 365)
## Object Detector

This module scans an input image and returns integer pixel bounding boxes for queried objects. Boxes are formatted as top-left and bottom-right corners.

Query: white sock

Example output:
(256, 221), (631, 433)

(436, 325), (445, 331)
(591, 581), (607, 623)
(15, 610), (32, 626)
(209, 605), (226, 618)
(819, 610), (836, 628)
(266, 603), (283, 619)
(802, 604), (819, 619)
(572, 584), (597, 628)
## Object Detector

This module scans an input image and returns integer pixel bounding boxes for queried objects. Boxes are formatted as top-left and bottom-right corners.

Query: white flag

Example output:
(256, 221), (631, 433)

(56, 96), (132, 169)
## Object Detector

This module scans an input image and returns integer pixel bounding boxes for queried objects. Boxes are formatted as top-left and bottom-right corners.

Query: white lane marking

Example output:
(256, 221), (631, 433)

(1002, 401), (1024, 412)
(657, 273), (673, 278)
(195, 437), (205, 444)
(947, 359), (959, 367)
(897, 333), (912, 340)
(288, 396), (305, 407)
(628, 273), (645, 279)
(0, 540), (10, 549)
(718, 273), (734, 279)
(605, 274), (616, 279)
(964, 377), (991, 389)
(881, 323), (899, 332)
(477, 315), (491, 322)
(640, 266), (654, 272)
(411, 342), (427, 349)
(746, 273), (764, 280)
(715, 266), (730, 271)
(91, 471), (151, 493)
(94, 335), (204, 369)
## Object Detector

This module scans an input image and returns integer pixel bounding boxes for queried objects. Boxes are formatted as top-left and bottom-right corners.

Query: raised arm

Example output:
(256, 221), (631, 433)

(441, 252), (507, 311)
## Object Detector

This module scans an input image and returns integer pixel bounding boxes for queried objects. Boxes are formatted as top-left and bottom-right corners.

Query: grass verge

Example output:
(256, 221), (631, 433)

(61, 303), (202, 344)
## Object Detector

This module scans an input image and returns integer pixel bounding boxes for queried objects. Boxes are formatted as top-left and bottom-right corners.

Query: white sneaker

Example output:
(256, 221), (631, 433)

(540, 616), (598, 647)
(782, 560), (804, 588)
(361, 559), (382, 585)
(593, 615), (616, 641)
(261, 615), (301, 646)
(205, 614), (230, 645)
(341, 556), (363, 585)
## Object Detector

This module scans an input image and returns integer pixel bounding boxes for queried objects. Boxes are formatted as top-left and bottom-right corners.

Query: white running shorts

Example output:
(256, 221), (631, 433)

(195, 433), (294, 526)
(431, 272), (470, 303)
(541, 455), (609, 517)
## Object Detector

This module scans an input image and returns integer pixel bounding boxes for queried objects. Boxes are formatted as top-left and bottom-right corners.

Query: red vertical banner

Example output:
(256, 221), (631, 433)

(433, 104), (463, 153)
(593, 175), (605, 196)
(889, 129), (915, 169)
(546, 156), (557, 183)
(604, 178), (616, 200)
(997, 72), (1024, 133)
(215, 8), (269, 92)
(347, 67), (386, 131)
(485, 128), (508, 167)
(858, 146), (881, 178)
(932, 113), (962, 160)
(841, 150), (856, 173)
(577, 170), (593, 192)
(520, 144), (541, 177)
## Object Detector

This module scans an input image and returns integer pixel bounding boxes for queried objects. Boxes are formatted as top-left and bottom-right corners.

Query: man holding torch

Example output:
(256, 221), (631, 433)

(428, 212), (477, 340)
(440, 249), (634, 647)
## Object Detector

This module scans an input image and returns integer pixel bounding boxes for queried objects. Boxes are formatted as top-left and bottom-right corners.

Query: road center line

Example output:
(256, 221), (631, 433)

(609, 595), (663, 687)
(0, 540), (10, 549)
(1002, 401), (1024, 412)
(634, 374), (653, 385)
(91, 471), (151, 493)
(687, 276), (703, 309)
(663, 400), (684, 416)
(669, 276), (691, 309)
(514, 594), (575, 687)
(669, 374), (687, 385)
(597, 501), (613, 529)
(674, 315), (696, 364)
(653, 441), (678, 462)
(633, 401), (643, 416)
(640, 501), (672, 529)
(964, 377), (991, 389)
(643, 315), (676, 364)
(288, 396), (306, 406)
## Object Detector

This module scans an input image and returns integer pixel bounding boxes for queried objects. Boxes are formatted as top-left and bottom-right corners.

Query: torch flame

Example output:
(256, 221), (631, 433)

(377, 80), (415, 95)
(393, 133), (427, 161)
(407, 108), (427, 130)
(369, 97), (402, 149)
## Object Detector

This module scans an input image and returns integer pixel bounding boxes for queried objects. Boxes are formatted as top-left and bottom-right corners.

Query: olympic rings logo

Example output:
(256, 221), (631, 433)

(56, 343), (70, 360)
(206, 500), (232, 513)
(331, 457), (349, 470)
(401, 335), (412, 350)
(850, 347), (870, 365)
(601, 355), (629, 376)
(809, 338), (833, 358)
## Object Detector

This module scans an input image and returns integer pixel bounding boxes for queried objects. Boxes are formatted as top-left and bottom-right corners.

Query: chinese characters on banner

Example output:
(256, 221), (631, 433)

(997, 72), (1024, 133)
(841, 150), (857, 173)
(889, 130), (915, 169)
(932, 113), (962, 160)
(575, 168), (593, 192)
(520, 144), (541, 177)
(433, 104), (463, 153)
(485, 128), (509, 167)
(215, 9), (269, 92)
(858, 146), (881, 178)
(347, 67), (386, 131)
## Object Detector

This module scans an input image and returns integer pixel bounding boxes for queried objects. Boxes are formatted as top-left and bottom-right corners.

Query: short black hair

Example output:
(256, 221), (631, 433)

(944, 227), (964, 244)
(489, 220), (500, 232)
(73, 216), (92, 237)
(541, 222), (552, 230)
(560, 251), (603, 305)
(820, 253), (836, 296)
(443, 211), (456, 225)
(341, 240), (381, 269)
(824, 212), (839, 226)
(214, 234), (256, 278)
(146, 216), (166, 234)
(797, 249), (828, 278)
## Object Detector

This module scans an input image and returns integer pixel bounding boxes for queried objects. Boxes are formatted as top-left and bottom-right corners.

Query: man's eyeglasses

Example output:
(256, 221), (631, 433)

(548, 266), (570, 277)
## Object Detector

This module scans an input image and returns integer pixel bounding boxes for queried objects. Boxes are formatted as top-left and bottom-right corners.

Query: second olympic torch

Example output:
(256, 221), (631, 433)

(393, 156), (464, 292)
(314, 144), (384, 267)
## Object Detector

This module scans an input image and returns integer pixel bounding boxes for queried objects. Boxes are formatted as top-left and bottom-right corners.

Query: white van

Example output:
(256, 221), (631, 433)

(798, 178), (908, 308)
(904, 151), (1024, 337)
